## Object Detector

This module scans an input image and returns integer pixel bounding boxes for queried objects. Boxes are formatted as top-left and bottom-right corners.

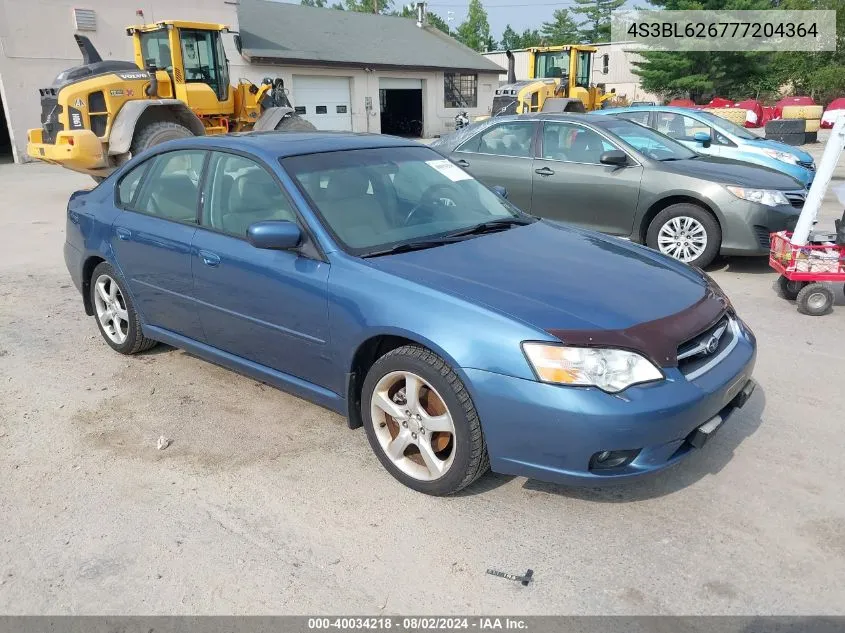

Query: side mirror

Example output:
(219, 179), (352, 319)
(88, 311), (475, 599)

(491, 185), (508, 199)
(694, 131), (712, 148)
(600, 150), (628, 166)
(247, 220), (302, 250)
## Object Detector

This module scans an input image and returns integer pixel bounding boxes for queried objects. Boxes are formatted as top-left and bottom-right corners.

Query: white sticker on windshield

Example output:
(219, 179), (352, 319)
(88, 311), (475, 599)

(426, 159), (473, 182)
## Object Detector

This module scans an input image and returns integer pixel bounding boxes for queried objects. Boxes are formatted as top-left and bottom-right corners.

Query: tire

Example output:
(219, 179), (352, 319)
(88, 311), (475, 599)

(361, 345), (489, 496)
(90, 262), (157, 354)
(766, 132), (806, 146)
(796, 283), (834, 316)
(705, 108), (747, 125)
(274, 114), (317, 132)
(646, 204), (721, 268)
(777, 275), (806, 300)
(805, 131), (818, 144)
(805, 118), (820, 132)
(782, 104), (823, 119)
(129, 121), (193, 158)
(765, 119), (805, 135)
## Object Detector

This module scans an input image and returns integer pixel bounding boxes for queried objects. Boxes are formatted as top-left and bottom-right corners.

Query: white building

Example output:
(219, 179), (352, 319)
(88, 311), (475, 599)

(0, 0), (504, 163)
(483, 43), (659, 104)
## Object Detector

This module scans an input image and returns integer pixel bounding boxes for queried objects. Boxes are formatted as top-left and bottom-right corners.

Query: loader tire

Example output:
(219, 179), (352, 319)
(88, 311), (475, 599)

(130, 121), (194, 158)
(765, 119), (805, 135)
(804, 118), (820, 132)
(805, 131), (818, 143)
(781, 104), (823, 120)
(705, 108), (747, 125)
(274, 114), (317, 132)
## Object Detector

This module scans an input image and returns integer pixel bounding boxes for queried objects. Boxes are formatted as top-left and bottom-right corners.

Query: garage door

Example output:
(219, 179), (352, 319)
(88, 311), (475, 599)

(292, 76), (353, 132)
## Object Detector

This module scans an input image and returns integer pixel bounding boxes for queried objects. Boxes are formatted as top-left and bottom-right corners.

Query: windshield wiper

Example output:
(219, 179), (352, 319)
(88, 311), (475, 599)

(446, 217), (534, 238)
(362, 237), (466, 258)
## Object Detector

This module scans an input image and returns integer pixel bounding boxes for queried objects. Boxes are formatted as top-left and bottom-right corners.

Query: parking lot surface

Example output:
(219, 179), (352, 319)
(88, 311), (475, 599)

(1, 134), (844, 614)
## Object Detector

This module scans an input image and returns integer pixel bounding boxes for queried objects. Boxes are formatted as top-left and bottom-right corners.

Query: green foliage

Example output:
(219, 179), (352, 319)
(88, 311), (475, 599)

(519, 28), (543, 47)
(500, 24), (520, 49)
(456, 0), (492, 51)
(540, 9), (581, 44)
(570, 0), (626, 42)
(425, 11), (452, 34)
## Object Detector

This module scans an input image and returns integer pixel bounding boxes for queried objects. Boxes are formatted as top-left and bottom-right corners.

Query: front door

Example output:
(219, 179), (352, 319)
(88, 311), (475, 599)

(190, 151), (331, 387)
(110, 149), (207, 340)
(452, 120), (537, 213)
(531, 121), (643, 235)
(652, 111), (722, 157)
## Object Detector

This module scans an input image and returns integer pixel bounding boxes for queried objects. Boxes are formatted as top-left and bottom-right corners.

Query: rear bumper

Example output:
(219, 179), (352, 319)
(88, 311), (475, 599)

(64, 241), (84, 295)
(27, 128), (109, 175)
(463, 320), (757, 486)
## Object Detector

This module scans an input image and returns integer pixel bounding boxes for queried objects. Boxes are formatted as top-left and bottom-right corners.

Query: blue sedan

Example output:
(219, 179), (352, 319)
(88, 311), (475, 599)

(64, 132), (758, 495)
(598, 106), (815, 188)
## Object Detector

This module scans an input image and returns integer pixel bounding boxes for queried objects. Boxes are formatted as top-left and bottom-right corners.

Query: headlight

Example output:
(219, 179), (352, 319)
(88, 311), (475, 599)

(522, 343), (664, 393)
(760, 148), (800, 165)
(725, 186), (789, 207)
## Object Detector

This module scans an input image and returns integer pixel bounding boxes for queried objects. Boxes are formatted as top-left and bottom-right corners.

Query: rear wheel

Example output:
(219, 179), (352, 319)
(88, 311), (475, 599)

(130, 121), (193, 158)
(90, 262), (157, 354)
(362, 345), (489, 495)
(646, 203), (721, 268)
(274, 114), (317, 132)
(777, 275), (806, 300)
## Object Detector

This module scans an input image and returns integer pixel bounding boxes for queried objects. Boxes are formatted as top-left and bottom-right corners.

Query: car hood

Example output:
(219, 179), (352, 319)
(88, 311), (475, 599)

(364, 221), (713, 334)
(656, 156), (802, 189)
(742, 137), (814, 163)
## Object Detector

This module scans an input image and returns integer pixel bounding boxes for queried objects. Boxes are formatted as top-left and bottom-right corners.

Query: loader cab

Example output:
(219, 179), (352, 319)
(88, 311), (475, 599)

(130, 21), (233, 116)
(529, 45), (596, 94)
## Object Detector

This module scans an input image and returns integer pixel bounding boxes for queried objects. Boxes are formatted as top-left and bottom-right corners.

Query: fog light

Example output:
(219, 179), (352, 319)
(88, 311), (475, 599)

(589, 449), (640, 471)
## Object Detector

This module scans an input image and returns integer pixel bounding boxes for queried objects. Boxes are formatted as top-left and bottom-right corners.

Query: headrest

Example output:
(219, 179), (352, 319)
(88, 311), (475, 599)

(324, 169), (371, 200)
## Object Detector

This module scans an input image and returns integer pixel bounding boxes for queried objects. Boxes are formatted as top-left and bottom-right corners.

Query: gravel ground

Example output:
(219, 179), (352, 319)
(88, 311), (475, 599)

(1, 134), (844, 615)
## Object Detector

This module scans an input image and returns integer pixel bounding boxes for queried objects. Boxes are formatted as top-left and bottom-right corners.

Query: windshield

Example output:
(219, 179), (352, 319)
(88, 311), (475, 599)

(696, 111), (758, 140)
(282, 146), (524, 255)
(599, 118), (697, 161)
(535, 51), (570, 79)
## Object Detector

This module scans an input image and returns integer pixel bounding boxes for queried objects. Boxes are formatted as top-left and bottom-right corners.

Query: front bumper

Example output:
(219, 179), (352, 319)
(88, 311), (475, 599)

(718, 196), (801, 256)
(463, 320), (757, 486)
(27, 128), (109, 175)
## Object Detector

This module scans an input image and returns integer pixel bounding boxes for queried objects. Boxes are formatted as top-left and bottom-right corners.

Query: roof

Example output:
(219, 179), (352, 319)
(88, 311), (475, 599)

(152, 131), (425, 159)
(237, 0), (504, 73)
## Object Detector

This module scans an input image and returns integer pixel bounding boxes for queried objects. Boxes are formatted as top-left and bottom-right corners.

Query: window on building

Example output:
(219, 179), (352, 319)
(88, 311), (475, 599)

(602, 54), (609, 75)
(444, 73), (478, 108)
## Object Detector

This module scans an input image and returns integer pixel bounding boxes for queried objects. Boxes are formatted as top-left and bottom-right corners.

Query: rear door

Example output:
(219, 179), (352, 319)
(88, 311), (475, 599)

(530, 121), (643, 235)
(110, 149), (207, 340)
(450, 120), (537, 212)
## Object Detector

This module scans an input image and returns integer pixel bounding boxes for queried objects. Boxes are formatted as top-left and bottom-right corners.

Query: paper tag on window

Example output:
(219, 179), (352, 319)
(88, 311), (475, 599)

(426, 159), (473, 182)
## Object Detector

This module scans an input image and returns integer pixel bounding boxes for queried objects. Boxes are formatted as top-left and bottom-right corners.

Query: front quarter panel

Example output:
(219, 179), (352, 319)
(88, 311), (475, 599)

(326, 255), (556, 396)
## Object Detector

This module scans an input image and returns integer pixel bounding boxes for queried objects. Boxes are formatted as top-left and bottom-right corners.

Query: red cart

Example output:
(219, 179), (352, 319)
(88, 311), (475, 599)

(769, 231), (845, 315)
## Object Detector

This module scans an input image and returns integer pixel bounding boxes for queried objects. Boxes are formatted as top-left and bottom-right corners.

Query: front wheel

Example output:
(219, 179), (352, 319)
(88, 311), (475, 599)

(362, 345), (489, 495)
(646, 204), (721, 268)
(796, 283), (834, 316)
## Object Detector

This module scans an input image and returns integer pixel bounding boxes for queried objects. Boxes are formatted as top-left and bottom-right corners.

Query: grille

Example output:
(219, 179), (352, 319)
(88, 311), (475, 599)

(39, 88), (63, 144)
(174, 67), (184, 83)
(784, 192), (805, 209)
(677, 315), (734, 378)
(88, 91), (106, 113)
(753, 225), (771, 249)
(90, 114), (108, 137)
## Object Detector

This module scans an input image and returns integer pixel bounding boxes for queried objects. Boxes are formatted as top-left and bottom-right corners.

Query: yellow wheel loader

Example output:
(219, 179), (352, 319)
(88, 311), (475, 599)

(27, 20), (315, 180)
(478, 45), (614, 122)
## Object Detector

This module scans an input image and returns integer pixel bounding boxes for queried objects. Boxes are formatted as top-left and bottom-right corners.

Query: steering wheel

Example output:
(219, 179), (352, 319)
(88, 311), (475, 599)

(404, 184), (463, 226)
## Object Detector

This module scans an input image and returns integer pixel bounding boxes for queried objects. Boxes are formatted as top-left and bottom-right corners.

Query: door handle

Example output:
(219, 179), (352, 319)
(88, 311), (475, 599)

(534, 167), (555, 176)
(455, 159), (470, 167)
(198, 249), (220, 267)
(115, 227), (131, 241)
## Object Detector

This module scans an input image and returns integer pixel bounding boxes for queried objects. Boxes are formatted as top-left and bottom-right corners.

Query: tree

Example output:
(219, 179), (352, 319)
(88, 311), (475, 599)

(500, 24), (520, 50)
(301, 0), (328, 6)
(570, 0), (625, 43)
(540, 9), (580, 45)
(519, 28), (543, 47)
(426, 11), (452, 35)
(456, 0), (492, 51)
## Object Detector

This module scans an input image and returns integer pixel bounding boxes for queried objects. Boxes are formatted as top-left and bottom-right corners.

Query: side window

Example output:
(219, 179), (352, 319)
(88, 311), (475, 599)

(617, 111), (650, 126)
(460, 122), (535, 158)
(542, 122), (616, 164)
(202, 152), (297, 237)
(714, 131), (733, 146)
(134, 150), (206, 224)
(655, 113), (710, 141)
(116, 162), (150, 209)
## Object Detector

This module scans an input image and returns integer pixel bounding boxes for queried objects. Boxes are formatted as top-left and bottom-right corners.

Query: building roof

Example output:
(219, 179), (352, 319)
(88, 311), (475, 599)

(237, 0), (504, 73)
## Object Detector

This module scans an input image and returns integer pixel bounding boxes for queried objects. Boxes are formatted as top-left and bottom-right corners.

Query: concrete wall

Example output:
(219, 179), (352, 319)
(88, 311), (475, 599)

(0, 0), (497, 162)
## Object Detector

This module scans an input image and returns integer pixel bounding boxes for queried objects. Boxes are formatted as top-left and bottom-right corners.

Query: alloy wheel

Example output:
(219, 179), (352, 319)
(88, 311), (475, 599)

(370, 371), (456, 481)
(93, 274), (129, 345)
(657, 216), (708, 262)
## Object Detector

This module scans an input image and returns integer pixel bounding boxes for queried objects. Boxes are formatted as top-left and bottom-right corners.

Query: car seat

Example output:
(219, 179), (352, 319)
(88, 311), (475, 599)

(221, 169), (295, 236)
(318, 169), (389, 246)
